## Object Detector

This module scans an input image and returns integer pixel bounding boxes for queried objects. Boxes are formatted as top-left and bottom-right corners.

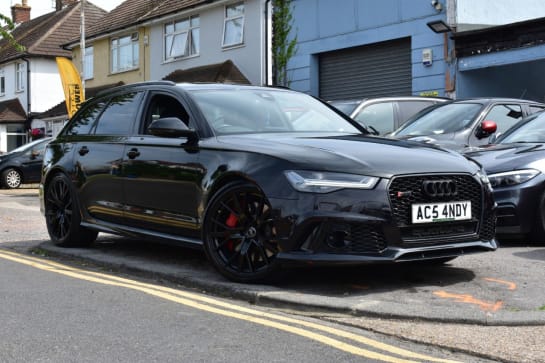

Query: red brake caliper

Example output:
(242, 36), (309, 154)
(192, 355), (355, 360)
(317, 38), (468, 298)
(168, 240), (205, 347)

(225, 213), (238, 251)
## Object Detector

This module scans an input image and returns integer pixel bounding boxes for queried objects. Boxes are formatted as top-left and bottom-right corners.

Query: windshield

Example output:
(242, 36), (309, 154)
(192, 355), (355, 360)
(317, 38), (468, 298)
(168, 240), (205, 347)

(394, 103), (483, 136)
(190, 89), (362, 135)
(497, 112), (545, 143)
(329, 100), (360, 116)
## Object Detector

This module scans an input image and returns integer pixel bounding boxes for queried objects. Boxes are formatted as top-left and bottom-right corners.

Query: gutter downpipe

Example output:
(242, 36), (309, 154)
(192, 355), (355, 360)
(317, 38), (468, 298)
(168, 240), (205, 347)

(265, 0), (272, 86)
(22, 57), (31, 123)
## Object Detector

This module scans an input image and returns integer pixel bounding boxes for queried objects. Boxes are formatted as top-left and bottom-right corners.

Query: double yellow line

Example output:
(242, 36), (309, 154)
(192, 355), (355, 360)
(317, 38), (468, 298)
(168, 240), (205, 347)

(0, 249), (458, 363)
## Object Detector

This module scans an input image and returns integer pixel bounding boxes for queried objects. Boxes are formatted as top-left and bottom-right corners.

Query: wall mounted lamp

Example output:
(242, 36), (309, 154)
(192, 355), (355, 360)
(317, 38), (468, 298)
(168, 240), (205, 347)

(427, 20), (452, 33)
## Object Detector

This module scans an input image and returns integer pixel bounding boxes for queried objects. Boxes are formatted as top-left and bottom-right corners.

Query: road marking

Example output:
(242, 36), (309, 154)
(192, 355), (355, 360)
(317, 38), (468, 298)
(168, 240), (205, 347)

(483, 277), (517, 290)
(0, 249), (459, 363)
(433, 291), (503, 312)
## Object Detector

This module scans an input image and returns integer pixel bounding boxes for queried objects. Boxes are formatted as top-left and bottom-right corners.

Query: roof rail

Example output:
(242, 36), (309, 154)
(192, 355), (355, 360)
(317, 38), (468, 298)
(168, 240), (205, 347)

(95, 80), (176, 97)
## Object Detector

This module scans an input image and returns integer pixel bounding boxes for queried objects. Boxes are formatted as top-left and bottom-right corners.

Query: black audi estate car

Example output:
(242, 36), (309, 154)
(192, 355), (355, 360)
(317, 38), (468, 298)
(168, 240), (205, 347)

(40, 81), (497, 282)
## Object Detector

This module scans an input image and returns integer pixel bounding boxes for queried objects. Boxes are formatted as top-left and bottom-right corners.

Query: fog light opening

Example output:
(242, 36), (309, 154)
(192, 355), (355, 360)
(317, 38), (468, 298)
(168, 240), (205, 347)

(326, 229), (350, 249)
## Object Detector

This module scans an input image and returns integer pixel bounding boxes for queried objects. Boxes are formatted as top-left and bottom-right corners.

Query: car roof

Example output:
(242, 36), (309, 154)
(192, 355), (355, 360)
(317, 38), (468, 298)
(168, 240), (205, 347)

(329, 96), (449, 103)
(444, 97), (545, 105)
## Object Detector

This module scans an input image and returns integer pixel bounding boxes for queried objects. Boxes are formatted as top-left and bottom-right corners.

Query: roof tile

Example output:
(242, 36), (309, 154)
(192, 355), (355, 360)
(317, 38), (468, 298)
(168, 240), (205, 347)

(0, 2), (107, 63)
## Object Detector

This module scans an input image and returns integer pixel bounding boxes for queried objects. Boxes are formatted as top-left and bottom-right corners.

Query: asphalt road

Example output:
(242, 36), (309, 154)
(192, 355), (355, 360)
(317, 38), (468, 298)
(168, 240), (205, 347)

(1, 185), (544, 362)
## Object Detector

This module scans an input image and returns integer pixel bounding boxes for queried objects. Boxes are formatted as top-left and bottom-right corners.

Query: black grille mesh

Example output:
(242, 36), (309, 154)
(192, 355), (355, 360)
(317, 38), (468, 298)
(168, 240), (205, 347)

(389, 174), (488, 242)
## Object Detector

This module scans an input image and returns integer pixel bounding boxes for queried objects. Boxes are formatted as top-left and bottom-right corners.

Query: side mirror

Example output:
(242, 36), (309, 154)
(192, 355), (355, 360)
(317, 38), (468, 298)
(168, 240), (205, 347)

(30, 150), (40, 159)
(148, 117), (198, 141)
(475, 120), (497, 139)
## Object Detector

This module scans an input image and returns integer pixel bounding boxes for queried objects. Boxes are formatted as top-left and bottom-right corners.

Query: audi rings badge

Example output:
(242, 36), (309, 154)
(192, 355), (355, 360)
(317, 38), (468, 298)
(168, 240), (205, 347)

(422, 180), (457, 197)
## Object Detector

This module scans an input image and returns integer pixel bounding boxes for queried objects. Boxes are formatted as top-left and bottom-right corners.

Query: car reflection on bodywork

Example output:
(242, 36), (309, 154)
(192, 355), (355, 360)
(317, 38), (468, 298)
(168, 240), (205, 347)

(40, 82), (496, 283)
(465, 111), (545, 242)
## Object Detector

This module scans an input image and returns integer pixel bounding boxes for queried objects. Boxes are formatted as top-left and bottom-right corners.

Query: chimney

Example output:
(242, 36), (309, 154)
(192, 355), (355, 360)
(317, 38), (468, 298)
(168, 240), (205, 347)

(11, 0), (31, 24)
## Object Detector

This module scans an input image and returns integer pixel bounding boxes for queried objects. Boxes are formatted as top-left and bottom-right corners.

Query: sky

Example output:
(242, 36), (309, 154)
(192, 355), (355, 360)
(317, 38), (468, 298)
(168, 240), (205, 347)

(1, 0), (124, 20)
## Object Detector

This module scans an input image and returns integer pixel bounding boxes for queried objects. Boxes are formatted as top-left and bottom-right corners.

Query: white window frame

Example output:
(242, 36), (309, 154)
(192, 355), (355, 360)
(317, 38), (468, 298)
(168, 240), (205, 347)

(164, 15), (200, 62)
(111, 33), (139, 74)
(222, 2), (245, 48)
(15, 63), (25, 92)
(83, 45), (94, 80)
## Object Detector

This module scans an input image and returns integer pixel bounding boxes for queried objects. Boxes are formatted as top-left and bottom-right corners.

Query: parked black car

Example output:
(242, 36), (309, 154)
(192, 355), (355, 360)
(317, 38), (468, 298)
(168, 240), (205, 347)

(0, 137), (51, 189)
(40, 82), (497, 282)
(390, 98), (545, 151)
(465, 111), (545, 242)
(330, 96), (447, 135)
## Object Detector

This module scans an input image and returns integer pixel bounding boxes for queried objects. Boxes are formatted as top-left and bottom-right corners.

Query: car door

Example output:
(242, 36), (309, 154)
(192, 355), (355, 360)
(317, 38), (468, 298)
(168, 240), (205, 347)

(20, 138), (49, 183)
(467, 103), (523, 147)
(72, 91), (144, 225)
(120, 90), (205, 239)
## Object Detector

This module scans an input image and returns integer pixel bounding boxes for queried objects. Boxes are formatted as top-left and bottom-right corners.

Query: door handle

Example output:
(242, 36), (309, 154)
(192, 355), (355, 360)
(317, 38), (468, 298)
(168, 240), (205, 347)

(127, 148), (140, 159)
(78, 146), (89, 156)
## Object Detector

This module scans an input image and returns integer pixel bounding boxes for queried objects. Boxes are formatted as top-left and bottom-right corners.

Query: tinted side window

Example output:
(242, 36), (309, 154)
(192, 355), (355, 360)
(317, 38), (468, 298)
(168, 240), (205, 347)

(486, 104), (522, 134)
(64, 99), (107, 135)
(93, 92), (143, 135)
(143, 93), (189, 134)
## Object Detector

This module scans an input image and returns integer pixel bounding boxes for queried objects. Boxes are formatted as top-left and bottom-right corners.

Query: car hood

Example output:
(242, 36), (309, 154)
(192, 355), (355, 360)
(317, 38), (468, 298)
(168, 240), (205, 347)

(215, 133), (478, 178)
(465, 143), (545, 174)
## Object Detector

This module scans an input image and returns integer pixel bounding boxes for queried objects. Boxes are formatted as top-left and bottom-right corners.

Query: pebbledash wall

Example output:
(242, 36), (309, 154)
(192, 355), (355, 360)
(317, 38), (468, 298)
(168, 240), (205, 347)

(287, 0), (451, 100)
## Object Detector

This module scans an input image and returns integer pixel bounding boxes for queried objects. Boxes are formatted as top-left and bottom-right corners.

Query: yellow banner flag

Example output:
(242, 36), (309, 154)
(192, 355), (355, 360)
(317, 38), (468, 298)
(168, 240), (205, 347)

(56, 57), (84, 118)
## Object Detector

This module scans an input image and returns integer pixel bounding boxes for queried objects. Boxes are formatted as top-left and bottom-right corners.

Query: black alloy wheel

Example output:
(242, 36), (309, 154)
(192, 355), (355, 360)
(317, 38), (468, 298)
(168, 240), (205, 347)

(44, 174), (98, 247)
(203, 182), (280, 283)
(2, 168), (22, 189)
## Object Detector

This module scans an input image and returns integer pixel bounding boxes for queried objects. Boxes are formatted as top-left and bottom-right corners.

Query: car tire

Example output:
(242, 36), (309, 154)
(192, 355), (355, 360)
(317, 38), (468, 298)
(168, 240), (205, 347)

(202, 181), (280, 283)
(2, 168), (22, 189)
(529, 192), (545, 243)
(44, 173), (98, 247)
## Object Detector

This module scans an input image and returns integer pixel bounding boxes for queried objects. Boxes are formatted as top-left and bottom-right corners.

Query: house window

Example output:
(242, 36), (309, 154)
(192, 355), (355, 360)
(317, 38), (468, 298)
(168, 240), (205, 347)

(0, 69), (5, 96)
(222, 2), (244, 47)
(84, 46), (94, 80)
(164, 15), (200, 61)
(111, 33), (139, 73)
(16, 63), (25, 91)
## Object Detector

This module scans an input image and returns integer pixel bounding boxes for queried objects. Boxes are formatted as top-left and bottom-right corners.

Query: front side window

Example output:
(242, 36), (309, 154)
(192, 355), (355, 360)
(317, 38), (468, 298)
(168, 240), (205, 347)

(222, 2), (244, 47)
(164, 16), (200, 61)
(93, 92), (143, 135)
(84, 46), (94, 80)
(111, 34), (139, 73)
(485, 104), (523, 135)
(16, 63), (25, 91)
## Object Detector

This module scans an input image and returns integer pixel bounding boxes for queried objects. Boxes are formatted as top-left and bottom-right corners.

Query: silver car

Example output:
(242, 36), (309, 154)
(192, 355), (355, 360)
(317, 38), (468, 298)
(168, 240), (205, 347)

(390, 98), (545, 151)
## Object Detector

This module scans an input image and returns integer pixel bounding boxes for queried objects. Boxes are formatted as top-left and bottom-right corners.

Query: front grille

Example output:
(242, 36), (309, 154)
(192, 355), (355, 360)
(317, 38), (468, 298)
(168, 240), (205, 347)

(389, 174), (483, 243)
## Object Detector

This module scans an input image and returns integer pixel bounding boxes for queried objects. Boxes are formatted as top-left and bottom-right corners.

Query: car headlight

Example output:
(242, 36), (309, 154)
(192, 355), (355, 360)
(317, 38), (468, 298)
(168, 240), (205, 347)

(285, 170), (379, 193)
(487, 169), (540, 188)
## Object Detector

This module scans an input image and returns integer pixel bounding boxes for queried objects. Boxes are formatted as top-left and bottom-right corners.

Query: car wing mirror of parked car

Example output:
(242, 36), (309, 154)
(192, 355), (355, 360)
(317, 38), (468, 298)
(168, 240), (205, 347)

(30, 150), (40, 159)
(475, 120), (497, 139)
(148, 117), (198, 142)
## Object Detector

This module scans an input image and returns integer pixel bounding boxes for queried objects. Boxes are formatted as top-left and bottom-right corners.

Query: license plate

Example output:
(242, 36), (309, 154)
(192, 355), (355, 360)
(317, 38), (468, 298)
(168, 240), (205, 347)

(411, 201), (471, 224)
